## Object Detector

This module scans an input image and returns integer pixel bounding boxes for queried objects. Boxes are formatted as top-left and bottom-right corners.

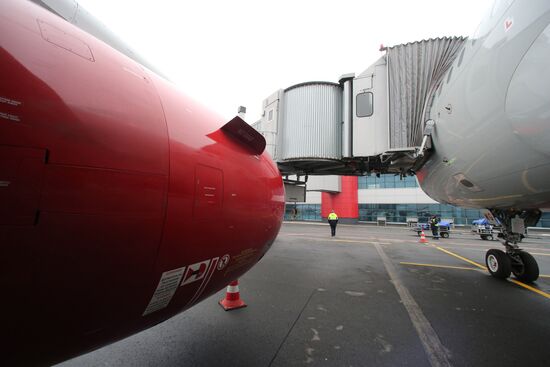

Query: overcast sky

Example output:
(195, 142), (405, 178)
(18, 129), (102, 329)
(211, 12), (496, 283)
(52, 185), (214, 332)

(78, 0), (493, 123)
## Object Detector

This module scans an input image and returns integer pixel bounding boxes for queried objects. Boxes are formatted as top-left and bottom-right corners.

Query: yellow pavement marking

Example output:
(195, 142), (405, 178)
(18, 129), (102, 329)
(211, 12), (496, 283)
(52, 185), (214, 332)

(432, 245), (550, 300)
(441, 241), (550, 252)
(509, 280), (550, 299)
(442, 246), (550, 257)
(400, 262), (478, 271)
(433, 246), (486, 270)
(286, 234), (550, 298)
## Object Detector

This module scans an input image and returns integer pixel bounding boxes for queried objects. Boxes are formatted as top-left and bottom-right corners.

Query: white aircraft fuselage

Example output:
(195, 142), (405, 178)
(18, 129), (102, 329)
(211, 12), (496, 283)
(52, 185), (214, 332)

(418, 0), (550, 211)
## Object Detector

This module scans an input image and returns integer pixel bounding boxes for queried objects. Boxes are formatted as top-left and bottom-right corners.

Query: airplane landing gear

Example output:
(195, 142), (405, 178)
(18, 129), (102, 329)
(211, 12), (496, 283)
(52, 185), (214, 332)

(510, 251), (539, 282)
(485, 249), (511, 279)
(484, 209), (541, 283)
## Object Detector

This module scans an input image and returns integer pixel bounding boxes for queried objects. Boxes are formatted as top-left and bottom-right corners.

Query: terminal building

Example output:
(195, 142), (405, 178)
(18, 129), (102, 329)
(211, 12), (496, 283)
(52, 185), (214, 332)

(280, 173), (550, 227)
(281, 174), (486, 226)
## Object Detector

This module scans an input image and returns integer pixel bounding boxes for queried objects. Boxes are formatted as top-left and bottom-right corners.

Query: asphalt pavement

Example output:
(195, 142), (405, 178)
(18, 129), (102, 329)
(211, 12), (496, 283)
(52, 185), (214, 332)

(58, 222), (550, 367)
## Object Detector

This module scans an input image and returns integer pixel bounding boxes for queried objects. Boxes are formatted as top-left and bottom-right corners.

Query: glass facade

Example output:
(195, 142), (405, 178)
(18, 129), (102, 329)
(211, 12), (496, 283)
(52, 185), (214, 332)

(285, 204), (322, 222)
(285, 204), (550, 227)
(358, 203), (482, 225)
(358, 175), (418, 189)
(284, 174), (550, 227)
(539, 213), (550, 227)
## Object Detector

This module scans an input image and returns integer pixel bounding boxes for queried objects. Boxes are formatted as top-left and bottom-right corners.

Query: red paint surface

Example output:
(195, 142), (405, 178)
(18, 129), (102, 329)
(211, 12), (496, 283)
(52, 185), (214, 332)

(0, 1), (284, 365)
(321, 176), (359, 219)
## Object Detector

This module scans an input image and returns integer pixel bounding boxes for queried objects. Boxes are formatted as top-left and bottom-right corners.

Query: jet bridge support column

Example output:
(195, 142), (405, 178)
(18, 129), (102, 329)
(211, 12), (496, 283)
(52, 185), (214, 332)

(321, 176), (358, 224)
(340, 73), (355, 158)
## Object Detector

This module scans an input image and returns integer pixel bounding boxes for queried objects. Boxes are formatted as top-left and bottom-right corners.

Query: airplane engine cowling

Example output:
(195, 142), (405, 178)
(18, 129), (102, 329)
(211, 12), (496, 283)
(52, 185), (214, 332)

(0, 0), (284, 365)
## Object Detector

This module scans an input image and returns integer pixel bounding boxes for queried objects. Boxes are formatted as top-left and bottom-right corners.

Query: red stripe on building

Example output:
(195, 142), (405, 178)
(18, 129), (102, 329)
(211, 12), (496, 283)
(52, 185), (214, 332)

(321, 176), (358, 222)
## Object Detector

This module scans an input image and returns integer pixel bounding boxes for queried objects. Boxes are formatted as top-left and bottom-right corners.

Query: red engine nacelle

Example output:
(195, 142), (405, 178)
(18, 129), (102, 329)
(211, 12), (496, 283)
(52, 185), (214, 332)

(0, 1), (284, 365)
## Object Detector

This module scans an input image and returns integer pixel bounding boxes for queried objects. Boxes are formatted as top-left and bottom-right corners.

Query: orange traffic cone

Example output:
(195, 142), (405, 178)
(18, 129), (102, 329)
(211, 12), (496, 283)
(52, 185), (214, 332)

(419, 230), (428, 243)
(219, 280), (247, 311)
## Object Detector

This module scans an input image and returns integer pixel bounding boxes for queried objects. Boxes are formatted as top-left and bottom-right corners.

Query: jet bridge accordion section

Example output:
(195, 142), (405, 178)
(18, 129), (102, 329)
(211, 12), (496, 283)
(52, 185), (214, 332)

(386, 37), (466, 149)
(254, 37), (466, 176)
(353, 37), (465, 158)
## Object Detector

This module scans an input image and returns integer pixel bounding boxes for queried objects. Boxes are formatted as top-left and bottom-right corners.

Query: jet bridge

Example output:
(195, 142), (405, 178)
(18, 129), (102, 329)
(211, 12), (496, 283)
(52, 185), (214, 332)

(253, 37), (465, 177)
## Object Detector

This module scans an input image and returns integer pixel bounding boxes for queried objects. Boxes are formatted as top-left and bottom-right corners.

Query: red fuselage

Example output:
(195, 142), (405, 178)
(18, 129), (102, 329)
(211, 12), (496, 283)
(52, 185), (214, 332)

(0, 1), (284, 365)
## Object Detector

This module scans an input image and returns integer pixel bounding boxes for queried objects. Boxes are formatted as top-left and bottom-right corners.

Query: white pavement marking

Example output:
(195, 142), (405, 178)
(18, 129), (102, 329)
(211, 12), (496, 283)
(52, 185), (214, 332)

(374, 242), (452, 367)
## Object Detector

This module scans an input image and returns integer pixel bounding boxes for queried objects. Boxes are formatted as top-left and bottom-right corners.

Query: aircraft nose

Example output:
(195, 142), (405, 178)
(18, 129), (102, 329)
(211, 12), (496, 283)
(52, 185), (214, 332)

(506, 23), (550, 157)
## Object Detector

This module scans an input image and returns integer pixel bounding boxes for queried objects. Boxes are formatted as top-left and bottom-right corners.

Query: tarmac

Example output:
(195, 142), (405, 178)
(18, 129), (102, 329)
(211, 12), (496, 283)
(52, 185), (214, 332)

(58, 222), (550, 367)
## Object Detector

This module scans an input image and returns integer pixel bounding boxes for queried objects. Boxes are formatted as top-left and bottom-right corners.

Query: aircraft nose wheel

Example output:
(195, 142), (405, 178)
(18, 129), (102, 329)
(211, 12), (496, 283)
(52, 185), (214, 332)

(485, 249), (511, 279)
(484, 208), (541, 282)
(510, 251), (539, 282)
(485, 249), (539, 282)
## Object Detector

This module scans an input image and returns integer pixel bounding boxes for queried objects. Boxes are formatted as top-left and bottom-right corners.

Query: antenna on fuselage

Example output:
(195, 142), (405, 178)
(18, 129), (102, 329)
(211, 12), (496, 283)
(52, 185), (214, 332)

(238, 106), (247, 120)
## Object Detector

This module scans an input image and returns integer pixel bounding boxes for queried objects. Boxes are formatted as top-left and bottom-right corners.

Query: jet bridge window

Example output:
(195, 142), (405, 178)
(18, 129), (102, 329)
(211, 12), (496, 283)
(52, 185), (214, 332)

(356, 92), (373, 117)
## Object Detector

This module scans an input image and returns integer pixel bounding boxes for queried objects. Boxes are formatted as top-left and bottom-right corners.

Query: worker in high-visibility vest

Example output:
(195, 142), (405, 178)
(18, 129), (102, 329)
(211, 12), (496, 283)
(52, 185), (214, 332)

(430, 215), (440, 240)
(328, 210), (339, 237)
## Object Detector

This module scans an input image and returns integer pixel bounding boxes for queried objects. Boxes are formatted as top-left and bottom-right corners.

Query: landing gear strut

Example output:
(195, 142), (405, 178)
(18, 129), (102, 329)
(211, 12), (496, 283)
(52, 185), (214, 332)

(484, 209), (540, 283)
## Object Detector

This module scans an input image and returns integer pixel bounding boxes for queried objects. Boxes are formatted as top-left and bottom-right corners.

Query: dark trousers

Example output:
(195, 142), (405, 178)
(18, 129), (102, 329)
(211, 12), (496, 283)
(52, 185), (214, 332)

(329, 220), (338, 236)
(431, 226), (439, 239)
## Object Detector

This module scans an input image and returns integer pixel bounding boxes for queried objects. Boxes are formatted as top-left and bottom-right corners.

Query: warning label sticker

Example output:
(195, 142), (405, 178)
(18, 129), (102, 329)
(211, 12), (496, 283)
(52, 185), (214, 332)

(143, 267), (186, 316)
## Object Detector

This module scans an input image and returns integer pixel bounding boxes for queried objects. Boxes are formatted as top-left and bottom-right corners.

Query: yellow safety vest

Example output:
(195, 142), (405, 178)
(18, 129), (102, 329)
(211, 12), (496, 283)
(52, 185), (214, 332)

(328, 213), (338, 220)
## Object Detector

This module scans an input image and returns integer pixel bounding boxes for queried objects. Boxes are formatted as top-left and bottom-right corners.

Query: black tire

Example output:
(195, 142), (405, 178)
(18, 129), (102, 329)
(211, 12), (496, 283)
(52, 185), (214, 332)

(511, 251), (539, 283)
(487, 235), (493, 241)
(441, 232), (449, 238)
(480, 235), (487, 240)
(485, 249), (511, 279)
